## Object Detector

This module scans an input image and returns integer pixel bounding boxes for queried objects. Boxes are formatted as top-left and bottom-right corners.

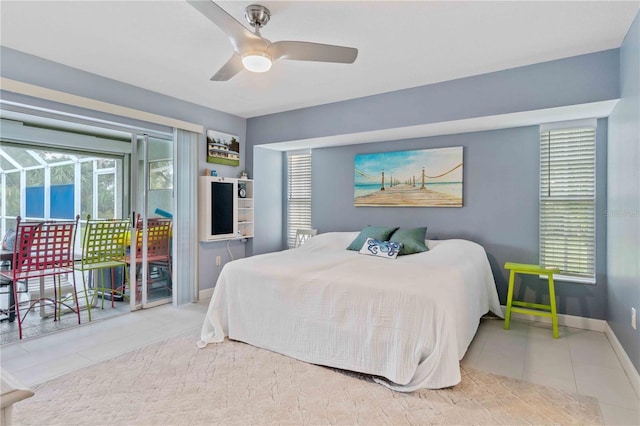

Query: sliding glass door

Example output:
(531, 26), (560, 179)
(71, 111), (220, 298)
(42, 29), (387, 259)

(1, 112), (180, 317)
(129, 134), (174, 309)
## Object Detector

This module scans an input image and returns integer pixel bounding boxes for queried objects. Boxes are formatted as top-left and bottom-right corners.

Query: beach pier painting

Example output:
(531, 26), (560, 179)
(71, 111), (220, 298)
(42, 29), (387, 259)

(354, 147), (463, 207)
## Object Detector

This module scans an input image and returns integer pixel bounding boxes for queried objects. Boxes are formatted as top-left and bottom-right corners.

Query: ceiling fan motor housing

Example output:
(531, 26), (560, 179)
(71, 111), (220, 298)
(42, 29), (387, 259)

(245, 4), (270, 28)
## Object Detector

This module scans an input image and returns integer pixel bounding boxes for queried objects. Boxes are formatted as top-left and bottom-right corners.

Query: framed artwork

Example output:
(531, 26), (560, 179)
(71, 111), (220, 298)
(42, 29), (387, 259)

(354, 146), (463, 207)
(206, 129), (240, 167)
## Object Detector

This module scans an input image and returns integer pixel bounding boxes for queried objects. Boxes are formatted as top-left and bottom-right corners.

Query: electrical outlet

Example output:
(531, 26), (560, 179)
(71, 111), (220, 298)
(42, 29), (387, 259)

(632, 307), (637, 330)
(216, 256), (221, 266)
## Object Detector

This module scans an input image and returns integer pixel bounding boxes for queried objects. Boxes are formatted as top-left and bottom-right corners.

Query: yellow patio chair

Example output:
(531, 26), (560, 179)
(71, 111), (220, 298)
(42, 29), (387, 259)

(75, 216), (130, 321)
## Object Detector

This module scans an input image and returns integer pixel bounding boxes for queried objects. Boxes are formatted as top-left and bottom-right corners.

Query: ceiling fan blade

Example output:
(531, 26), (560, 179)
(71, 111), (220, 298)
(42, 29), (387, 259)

(187, 0), (261, 53)
(267, 41), (358, 64)
(211, 54), (244, 81)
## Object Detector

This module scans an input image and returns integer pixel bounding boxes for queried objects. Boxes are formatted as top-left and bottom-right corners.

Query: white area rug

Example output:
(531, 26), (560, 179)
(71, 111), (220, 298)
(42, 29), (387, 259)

(13, 332), (602, 425)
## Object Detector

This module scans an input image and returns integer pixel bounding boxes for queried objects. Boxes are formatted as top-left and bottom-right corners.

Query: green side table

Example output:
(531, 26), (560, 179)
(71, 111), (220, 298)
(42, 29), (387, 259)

(504, 262), (561, 338)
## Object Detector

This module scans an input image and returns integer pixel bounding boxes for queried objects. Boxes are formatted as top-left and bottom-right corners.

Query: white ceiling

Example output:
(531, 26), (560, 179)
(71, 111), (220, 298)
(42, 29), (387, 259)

(0, 1), (638, 119)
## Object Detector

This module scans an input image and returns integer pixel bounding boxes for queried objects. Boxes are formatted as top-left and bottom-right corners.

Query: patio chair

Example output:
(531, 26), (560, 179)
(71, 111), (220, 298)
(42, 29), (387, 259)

(125, 217), (172, 303)
(0, 216), (81, 340)
(75, 216), (130, 321)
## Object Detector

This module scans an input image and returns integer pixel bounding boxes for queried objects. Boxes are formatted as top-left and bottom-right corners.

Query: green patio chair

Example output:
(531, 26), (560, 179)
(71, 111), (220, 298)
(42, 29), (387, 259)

(75, 216), (130, 321)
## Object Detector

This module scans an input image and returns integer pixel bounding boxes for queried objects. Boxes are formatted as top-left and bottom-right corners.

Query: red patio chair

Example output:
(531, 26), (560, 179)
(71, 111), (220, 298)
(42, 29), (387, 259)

(0, 216), (81, 340)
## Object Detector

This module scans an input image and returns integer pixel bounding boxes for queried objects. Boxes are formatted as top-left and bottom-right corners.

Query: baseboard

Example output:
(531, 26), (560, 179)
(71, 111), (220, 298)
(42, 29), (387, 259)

(499, 304), (606, 332)
(199, 287), (214, 300)
(605, 323), (640, 398)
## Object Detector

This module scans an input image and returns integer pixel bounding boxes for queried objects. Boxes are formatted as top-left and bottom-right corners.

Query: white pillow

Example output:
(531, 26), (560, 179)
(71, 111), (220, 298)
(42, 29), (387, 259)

(358, 238), (403, 259)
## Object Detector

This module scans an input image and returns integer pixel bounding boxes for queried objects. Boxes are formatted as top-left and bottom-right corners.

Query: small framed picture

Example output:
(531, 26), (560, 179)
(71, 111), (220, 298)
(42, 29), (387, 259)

(207, 129), (240, 167)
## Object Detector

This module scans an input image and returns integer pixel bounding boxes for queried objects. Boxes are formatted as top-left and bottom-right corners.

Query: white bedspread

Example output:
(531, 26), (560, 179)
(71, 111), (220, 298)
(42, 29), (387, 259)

(199, 232), (502, 391)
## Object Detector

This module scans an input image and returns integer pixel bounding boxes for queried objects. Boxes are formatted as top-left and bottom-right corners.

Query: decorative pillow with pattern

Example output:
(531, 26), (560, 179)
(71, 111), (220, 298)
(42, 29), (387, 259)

(358, 238), (403, 259)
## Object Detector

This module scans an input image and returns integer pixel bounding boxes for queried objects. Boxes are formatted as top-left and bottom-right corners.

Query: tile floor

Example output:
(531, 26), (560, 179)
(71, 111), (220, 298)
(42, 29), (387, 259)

(463, 318), (640, 425)
(1, 274), (172, 345)
(1, 303), (638, 425)
(0, 296), (130, 345)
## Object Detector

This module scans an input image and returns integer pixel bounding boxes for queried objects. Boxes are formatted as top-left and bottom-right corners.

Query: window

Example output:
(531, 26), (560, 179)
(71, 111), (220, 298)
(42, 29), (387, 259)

(149, 160), (173, 191)
(1, 144), (123, 297)
(287, 151), (312, 248)
(1, 143), (123, 251)
(539, 124), (596, 283)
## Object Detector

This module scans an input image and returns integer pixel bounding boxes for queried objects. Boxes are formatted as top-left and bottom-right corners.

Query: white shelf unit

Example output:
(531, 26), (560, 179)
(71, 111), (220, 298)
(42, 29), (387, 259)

(237, 179), (254, 238)
(199, 177), (254, 242)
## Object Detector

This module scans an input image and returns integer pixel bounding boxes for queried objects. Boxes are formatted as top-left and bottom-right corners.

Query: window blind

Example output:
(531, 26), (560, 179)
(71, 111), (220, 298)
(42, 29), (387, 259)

(287, 152), (312, 248)
(540, 127), (596, 283)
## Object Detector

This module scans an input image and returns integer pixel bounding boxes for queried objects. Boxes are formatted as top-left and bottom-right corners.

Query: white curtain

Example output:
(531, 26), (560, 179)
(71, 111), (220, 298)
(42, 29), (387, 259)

(173, 129), (200, 304)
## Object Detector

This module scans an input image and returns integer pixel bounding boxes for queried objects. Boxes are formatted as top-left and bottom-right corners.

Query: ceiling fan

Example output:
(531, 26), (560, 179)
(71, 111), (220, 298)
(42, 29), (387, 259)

(187, 1), (359, 81)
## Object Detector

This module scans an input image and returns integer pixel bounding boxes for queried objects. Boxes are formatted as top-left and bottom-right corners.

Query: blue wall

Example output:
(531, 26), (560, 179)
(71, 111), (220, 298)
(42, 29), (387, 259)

(310, 124), (608, 319)
(248, 50), (619, 319)
(607, 12), (640, 373)
(247, 49), (619, 148)
(252, 146), (284, 255)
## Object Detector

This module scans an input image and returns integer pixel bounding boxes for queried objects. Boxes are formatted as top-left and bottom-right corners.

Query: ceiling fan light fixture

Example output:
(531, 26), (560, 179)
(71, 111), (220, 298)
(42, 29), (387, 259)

(242, 53), (272, 73)
(187, 1), (358, 81)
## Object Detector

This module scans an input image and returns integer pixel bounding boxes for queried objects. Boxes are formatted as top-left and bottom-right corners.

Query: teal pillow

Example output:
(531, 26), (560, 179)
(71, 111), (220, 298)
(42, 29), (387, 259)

(389, 227), (428, 256)
(347, 226), (398, 251)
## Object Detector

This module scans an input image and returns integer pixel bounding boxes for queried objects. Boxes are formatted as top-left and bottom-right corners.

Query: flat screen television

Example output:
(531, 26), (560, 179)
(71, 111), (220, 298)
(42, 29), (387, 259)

(200, 177), (238, 241)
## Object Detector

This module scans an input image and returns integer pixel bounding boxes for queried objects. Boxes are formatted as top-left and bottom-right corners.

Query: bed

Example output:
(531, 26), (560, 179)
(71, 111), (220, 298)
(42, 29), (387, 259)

(198, 232), (503, 391)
